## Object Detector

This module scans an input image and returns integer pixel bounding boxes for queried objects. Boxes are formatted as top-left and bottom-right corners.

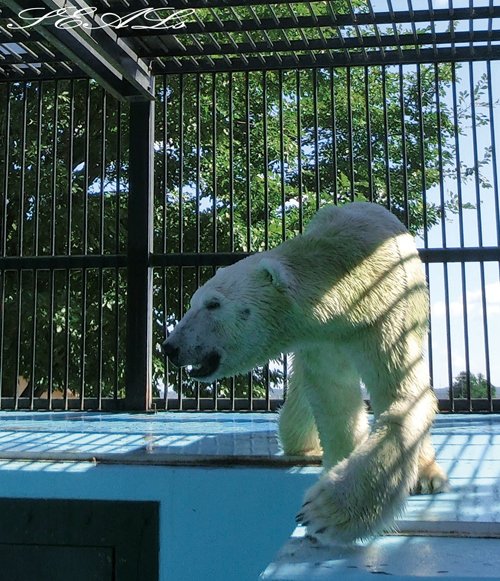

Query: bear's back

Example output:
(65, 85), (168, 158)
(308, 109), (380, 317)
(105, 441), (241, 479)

(304, 202), (407, 247)
(272, 202), (427, 332)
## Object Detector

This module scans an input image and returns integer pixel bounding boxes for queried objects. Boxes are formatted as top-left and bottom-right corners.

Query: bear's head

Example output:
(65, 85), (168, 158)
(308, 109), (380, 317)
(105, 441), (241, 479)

(162, 255), (298, 382)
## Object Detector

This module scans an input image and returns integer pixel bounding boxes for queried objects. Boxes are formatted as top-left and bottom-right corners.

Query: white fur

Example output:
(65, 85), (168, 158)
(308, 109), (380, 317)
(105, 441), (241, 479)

(164, 202), (448, 544)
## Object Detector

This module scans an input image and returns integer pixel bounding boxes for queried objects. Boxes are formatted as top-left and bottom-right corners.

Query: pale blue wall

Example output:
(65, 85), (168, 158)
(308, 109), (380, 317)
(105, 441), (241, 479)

(0, 460), (318, 581)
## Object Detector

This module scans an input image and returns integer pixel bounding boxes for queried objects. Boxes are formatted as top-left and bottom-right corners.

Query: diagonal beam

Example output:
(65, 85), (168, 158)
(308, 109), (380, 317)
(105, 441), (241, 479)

(2, 0), (154, 101)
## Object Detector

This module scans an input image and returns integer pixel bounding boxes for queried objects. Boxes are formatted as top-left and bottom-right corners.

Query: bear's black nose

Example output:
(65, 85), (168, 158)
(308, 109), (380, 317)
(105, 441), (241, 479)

(162, 341), (179, 366)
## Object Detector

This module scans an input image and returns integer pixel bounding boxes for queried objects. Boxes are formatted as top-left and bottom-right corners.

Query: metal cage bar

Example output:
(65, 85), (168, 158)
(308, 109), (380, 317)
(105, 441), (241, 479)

(0, 2), (499, 412)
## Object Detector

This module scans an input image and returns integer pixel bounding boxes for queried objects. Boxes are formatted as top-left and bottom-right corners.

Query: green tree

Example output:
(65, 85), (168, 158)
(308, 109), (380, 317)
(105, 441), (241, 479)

(452, 371), (496, 399)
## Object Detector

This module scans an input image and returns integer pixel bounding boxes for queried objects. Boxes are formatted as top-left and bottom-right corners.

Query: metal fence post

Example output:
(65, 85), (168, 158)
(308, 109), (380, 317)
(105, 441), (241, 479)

(125, 93), (154, 410)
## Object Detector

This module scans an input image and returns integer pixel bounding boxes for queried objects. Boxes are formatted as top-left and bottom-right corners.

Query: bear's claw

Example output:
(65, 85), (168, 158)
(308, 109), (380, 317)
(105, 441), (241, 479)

(413, 460), (449, 495)
(298, 474), (359, 545)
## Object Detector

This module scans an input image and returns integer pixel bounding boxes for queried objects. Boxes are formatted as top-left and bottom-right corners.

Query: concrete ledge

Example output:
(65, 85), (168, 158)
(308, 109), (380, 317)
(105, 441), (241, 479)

(261, 527), (500, 580)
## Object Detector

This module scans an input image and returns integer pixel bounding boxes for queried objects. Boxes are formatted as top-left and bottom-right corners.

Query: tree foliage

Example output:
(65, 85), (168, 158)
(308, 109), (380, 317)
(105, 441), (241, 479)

(452, 371), (496, 400)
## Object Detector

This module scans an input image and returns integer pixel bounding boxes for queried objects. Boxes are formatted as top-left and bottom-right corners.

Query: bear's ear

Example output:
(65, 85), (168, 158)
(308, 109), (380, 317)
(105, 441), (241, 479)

(259, 257), (292, 292)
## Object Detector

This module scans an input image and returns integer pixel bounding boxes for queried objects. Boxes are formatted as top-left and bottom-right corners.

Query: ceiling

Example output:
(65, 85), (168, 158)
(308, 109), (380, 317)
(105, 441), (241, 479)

(0, 0), (498, 101)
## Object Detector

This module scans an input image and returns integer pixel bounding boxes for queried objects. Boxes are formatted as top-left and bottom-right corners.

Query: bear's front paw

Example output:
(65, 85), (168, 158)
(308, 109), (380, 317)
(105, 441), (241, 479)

(413, 460), (449, 495)
(296, 466), (374, 546)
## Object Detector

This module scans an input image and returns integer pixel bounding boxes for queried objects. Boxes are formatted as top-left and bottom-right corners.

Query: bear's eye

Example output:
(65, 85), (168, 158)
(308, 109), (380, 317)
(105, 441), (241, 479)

(205, 299), (221, 311)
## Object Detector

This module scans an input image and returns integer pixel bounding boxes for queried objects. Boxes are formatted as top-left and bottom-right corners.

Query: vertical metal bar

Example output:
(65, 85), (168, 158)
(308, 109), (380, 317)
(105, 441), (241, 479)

(417, 64), (429, 244)
(381, 66), (392, 210)
(64, 79), (75, 408)
(364, 67), (374, 202)
(434, 63), (457, 409)
(178, 74), (184, 410)
(34, 83), (42, 259)
(228, 71), (235, 408)
(178, 75), (184, 256)
(114, 100), (122, 402)
(469, 61), (492, 408)
(63, 267), (71, 409)
(47, 81), (60, 409)
(80, 79), (91, 409)
(399, 64), (409, 228)
(263, 70), (269, 248)
(330, 68), (338, 205)
(259, 56), (269, 403)
(97, 89), (106, 407)
(487, 61), (500, 249)
(229, 72), (235, 252)
(13, 85), (28, 408)
(283, 354), (289, 403)
(19, 84), (27, 257)
(50, 82), (58, 258)
(1, 83), (10, 258)
(29, 81), (43, 408)
(296, 70), (303, 232)
(83, 81), (90, 257)
(487, 60), (499, 410)
(195, 74), (201, 256)
(125, 91), (155, 411)
(161, 75), (169, 410)
(245, 71), (253, 406)
(195, 73), (201, 410)
(453, 93), (472, 410)
(0, 85), (10, 403)
(469, 61), (484, 248)
(312, 68), (320, 209)
(245, 71), (251, 253)
(211, 73), (218, 410)
(279, 70), (286, 240)
(451, 61), (467, 411)
(14, 270), (21, 408)
(464, 62), (484, 411)
(79, 268), (87, 410)
(29, 269), (38, 408)
(100, 90), (106, 254)
(347, 68), (355, 200)
(416, 64), (435, 397)
(434, 64), (447, 246)
(116, 100), (123, 257)
(0, 83), (7, 402)
(211, 73), (218, 254)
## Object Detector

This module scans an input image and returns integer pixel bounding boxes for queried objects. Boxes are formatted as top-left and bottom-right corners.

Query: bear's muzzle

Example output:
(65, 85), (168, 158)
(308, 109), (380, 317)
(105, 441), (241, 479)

(162, 339), (221, 381)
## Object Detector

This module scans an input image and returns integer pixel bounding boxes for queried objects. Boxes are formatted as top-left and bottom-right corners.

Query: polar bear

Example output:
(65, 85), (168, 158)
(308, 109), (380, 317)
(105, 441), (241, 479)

(162, 202), (448, 544)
